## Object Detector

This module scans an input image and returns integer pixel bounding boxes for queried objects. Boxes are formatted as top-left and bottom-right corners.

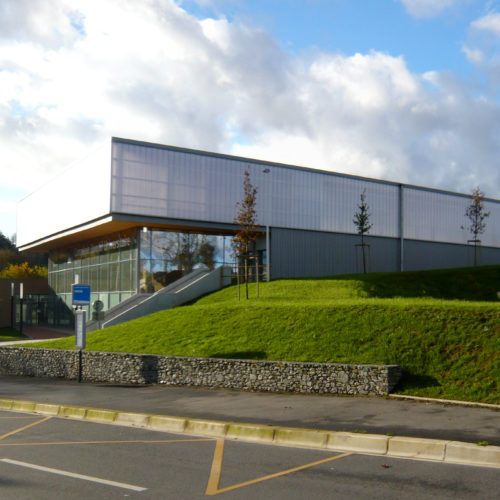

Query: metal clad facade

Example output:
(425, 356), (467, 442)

(404, 239), (500, 271)
(111, 140), (402, 239)
(271, 229), (401, 279)
(17, 141), (112, 248)
(17, 137), (500, 269)
(403, 188), (500, 247)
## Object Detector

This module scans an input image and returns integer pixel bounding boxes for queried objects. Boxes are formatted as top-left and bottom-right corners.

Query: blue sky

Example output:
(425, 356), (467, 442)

(183, 0), (485, 74)
(1, 0), (500, 240)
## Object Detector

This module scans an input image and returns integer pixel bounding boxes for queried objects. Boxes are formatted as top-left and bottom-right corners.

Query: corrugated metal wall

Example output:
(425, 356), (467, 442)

(404, 239), (500, 271)
(271, 228), (500, 278)
(271, 228), (400, 278)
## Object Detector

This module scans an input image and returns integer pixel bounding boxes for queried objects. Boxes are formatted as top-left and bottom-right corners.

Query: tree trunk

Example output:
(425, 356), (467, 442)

(245, 256), (249, 300)
(361, 233), (367, 274)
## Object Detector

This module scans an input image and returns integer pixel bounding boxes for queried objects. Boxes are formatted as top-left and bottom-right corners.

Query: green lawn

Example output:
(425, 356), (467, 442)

(0, 327), (26, 341)
(33, 266), (500, 404)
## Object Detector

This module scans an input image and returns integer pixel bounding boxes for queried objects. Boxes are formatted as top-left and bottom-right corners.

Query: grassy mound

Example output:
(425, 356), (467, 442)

(0, 327), (26, 341)
(35, 266), (500, 404)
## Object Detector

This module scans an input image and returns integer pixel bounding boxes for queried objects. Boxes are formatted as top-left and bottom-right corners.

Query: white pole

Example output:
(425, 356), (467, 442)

(266, 225), (270, 282)
(262, 168), (271, 282)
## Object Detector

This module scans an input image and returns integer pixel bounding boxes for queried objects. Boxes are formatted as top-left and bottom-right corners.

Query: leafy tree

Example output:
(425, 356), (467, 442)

(0, 262), (48, 278)
(155, 233), (216, 272)
(0, 231), (15, 250)
(233, 170), (258, 299)
(353, 189), (372, 273)
(464, 187), (490, 266)
(0, 249), (21, 271)
(198, 237), (216, 270)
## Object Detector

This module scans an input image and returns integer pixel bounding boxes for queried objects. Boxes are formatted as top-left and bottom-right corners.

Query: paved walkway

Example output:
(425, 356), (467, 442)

(1, 326), (72, 345)
(0, 376), (498, 446)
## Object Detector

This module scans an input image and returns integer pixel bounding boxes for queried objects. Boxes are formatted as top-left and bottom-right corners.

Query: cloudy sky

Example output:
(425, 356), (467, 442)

(1, 0), (500, 238)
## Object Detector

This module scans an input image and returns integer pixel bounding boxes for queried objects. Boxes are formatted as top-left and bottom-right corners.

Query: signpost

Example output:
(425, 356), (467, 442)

(72, 284), (90, 383)
(72, 284), (91, 306)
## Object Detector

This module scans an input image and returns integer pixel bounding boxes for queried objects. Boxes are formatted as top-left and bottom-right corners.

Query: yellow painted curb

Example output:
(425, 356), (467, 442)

(185, 418), (228, 438)
(0, 399), (15, 410)
(326, 432), (388, 454)
(388, 436), (447, 460)
(34, 403), (61, 416)
(115, 411), (150, 427)
(0, 397), (498, 468)
(274, 427), (328, 449)
(149, 415), (187, 433)
(85, 408), (117, 423)
(226, 423), (276, 443)
(11, 400), (36, 412)
(58, 405), (87, 419)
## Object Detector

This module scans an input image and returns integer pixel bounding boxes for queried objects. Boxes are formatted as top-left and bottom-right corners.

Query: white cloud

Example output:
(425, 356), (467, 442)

(471, 12), (500, 36)
(398, 0), (458, 18)
(1, 0), (500, 239)
(462, 45), (485, 64)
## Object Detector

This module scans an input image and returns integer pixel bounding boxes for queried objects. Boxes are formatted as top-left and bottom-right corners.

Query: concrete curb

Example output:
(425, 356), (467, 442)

(389, 394), (500, 411)
(0, 397), (498, 469)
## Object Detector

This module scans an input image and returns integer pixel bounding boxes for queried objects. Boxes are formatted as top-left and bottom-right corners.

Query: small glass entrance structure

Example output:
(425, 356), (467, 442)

(47, 228), (237, 318)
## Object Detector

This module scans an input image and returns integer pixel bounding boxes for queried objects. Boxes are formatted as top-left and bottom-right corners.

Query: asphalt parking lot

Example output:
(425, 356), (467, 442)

(0, 410), (499, 499)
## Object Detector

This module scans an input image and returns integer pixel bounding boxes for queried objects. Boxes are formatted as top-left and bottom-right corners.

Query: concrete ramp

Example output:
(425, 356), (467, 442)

(87, 266), (232, 331)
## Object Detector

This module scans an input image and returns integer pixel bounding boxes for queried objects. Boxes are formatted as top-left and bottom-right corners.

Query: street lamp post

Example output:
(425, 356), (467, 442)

(19, 282), (24, 336)
(262, 168), (271, 282)
(10, 282), (14, 329)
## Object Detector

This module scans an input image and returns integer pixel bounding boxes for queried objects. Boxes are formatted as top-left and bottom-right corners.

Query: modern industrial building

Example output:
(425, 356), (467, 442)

(17, 137), (500, 321)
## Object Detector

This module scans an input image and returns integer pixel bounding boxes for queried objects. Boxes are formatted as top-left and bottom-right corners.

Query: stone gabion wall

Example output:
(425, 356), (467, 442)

(0, 347), (401, 395)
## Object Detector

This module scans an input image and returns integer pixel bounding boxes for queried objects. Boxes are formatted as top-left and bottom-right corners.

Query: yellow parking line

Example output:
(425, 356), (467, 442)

(0, 416), (41, 419)
(0, 438), (215, 447)
(0, 416), (52, 441)
(206, 439), (352, 496)
(206, 439), (225, 494)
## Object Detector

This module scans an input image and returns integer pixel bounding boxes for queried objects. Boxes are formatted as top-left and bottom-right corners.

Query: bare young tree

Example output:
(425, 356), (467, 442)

(464, 187), (490, 266)
(232, 170), (258, 299)
(353, 189), (373, 273)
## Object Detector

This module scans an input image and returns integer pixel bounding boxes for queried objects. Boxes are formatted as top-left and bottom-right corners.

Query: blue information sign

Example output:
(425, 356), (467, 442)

(72, 284), (91, 305)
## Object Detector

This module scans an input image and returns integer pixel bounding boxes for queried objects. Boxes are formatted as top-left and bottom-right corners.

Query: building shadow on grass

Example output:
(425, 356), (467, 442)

(209, 351), (267, 360)
(395, 371), (440, 391)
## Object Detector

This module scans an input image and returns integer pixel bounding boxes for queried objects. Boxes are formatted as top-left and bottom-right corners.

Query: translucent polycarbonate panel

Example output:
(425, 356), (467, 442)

(111, 140), (400, 237)
(403, 188), (500, 247)
(482, 200), (500, 248)
(17, 140), (112, 248)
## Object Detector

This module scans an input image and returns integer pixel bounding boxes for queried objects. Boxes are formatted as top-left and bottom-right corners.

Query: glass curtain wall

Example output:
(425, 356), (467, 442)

(48, 231), (137, 317)
(139, 229), (233, 293)
(48, 228), (236, 313)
